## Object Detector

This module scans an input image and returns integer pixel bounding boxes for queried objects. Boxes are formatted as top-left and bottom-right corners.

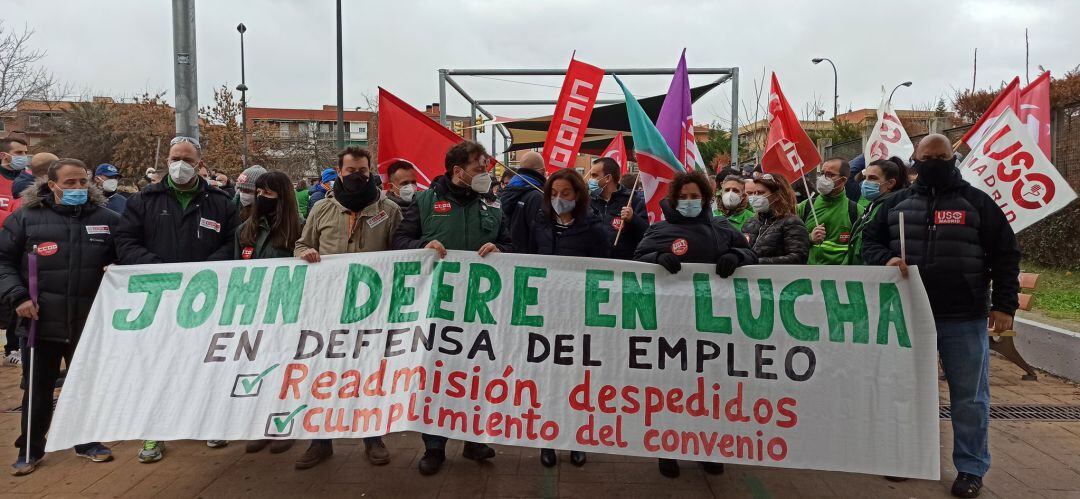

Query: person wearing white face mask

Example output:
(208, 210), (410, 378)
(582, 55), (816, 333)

(93, 163), (128, 214)
(114, 136), (239, 463)
(742, 174), (811, 264)
(233, 164), (267, 222)
(391, 140), (510, 476)
(384, 160), (420, 208)
(711, 174), (755, 231)
(633, 171), (756, 479)
(797, 158), (863, 265)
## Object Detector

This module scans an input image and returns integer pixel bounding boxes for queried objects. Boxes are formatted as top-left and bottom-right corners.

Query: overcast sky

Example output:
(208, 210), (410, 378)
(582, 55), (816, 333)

(8, 0), (1078, 150)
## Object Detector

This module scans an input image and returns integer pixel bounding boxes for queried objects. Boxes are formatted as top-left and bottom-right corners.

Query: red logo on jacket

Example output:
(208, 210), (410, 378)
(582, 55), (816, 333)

(934, 210), (966, 225)
(611, 218), (624, 230)
(241, 247), (254, 260)
(434, 201), (452, 214)
(35, 242), (58, 257)
(671, 238), (689, 256)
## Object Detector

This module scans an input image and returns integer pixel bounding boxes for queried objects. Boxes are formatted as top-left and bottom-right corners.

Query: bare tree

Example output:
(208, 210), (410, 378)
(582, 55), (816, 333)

(0, 22), (56, 114)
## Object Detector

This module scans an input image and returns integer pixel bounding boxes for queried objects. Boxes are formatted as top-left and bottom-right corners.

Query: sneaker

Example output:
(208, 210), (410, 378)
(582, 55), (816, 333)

(75, 443), (114, 462)
(364, 438), (390, 465)
(951, 472), (983, 498)
(418, 448), (445, 476)
(461, 442), (495, 461)
(10, 455), (38, 476)
(246, 440), (271, 453)
(138, 440), (165, 463)
(206, 440), (228, 448)
(295, 441), (333, 470)
(4, 350), (20, 367)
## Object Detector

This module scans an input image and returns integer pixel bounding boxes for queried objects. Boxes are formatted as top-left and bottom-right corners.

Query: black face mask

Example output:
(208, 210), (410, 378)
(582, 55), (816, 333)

(333, 172), (379, 212)
(255, 195), (278, 216)
(913, 157), (956, 189)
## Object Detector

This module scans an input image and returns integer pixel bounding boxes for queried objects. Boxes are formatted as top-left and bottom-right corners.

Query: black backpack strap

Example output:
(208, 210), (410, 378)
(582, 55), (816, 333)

(847, 200), (858, 226)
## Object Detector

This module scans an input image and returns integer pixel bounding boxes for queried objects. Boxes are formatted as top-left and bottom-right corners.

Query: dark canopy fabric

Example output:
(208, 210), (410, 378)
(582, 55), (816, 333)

(502, 80), (724, 155)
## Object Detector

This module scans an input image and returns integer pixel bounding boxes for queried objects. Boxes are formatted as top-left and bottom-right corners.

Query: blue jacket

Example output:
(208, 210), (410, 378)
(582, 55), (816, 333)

(104, 192), (128, 214)
(307, 182), (330, 217)
(11, 171), (35, 199)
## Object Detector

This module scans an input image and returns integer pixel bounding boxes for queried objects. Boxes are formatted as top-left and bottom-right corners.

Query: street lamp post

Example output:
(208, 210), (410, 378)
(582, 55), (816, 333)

(335, 0), (345, 150)
(811, 57), (838, 119)
(888, 81), (913, 106)
(236, 23), (249, 167)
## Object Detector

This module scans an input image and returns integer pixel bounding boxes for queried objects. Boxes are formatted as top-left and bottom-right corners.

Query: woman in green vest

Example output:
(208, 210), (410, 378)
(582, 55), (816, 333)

(845, 157), (909, 265)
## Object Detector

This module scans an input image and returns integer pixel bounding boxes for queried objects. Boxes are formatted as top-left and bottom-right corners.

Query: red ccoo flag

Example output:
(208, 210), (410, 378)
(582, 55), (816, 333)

(378, 87), (470, 189)
(762, 73), (820, 183)
(961, 77), (1021, 151)
(1019, 71), (1051, 158)
(542, 57), (605, 174)
(600, 132), (628, 174)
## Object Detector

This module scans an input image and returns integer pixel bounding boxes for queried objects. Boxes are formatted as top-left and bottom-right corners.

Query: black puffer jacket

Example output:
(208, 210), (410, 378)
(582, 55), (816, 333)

(634, 200), (757, 266)
(0, 180), (120, 344)
(499, 169), (546, 253)
(591, 186), (649, 260)
(115, 178), (238, 264)
(741, 212), (810, 264)
(862, 167), (1020, 320)
(531, 209), (610, 258)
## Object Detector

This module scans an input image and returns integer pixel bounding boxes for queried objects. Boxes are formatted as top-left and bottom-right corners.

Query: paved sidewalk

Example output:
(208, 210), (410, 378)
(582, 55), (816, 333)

(0, 355), (1077, 498)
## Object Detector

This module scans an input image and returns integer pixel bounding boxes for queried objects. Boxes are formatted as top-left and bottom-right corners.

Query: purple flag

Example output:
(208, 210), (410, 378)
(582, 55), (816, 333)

(656, 50), (705, 171)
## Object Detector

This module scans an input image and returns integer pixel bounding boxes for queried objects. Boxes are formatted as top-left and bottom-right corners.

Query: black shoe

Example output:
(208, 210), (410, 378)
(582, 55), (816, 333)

(570, 451), (586, 467)
(540, 448), (557, 468)
(462, 442), (495, 462)
(702, 462), (725, 475)
(884, 475), (909, 482)
(294, 441), (333, 470)
(418, 449), (445, 476)
(658, 458), (680, 478)
(951, 472), (982, 498)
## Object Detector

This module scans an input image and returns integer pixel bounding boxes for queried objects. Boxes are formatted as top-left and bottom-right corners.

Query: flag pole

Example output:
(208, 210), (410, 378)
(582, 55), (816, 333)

(899, 212), (907, 262)
(613, 173), (642, 247)
(23, 250), (39, 467)
(798, 174), (820, 226)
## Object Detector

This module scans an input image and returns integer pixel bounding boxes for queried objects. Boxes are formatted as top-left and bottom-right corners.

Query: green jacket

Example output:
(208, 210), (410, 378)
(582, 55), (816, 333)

(844, 193), (894, 266)
(713, 207), (755, 231)
(392, 176), (513, 252)
(797, 193), (862, 265)
(234, 217), (295, 260)
(296, 188), (310, 218)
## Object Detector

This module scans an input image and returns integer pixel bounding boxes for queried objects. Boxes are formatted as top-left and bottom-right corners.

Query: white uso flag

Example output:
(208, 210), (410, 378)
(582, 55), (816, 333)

(959, 108), (1078, 233)
(864, 87), (914, 163)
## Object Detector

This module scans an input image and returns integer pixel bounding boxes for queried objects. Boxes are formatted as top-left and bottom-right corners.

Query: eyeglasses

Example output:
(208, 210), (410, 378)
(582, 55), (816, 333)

(170, 136), (202, 150)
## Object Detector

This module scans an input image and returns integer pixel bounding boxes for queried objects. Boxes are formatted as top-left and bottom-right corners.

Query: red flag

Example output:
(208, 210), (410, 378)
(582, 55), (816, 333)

(600, 132), (628, 174)
(542, 58), (605, 174)
(762, 73), (820, 183)
(961, 77), (1020, 150)
(377, 87), (465, 188)
(1019, 71), (1051, 157)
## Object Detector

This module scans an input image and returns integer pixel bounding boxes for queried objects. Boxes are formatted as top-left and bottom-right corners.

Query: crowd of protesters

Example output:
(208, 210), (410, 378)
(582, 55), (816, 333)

(0, 130), (1019, 498)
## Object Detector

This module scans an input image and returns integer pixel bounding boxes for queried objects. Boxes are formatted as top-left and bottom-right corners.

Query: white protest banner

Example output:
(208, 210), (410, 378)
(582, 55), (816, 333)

(864, 88), (914, 163)
(959, 108), (1078, 232)
(47, 250), (940, 479)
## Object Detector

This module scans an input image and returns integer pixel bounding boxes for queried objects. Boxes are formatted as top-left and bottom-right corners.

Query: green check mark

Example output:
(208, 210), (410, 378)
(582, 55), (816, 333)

(272, 405), (308, 433)
(240, 364), (279, 393)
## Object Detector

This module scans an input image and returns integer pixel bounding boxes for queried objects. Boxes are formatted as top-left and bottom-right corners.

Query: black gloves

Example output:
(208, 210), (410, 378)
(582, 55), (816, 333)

(657, 253), (682, 274)
(715, 253), (739, 278)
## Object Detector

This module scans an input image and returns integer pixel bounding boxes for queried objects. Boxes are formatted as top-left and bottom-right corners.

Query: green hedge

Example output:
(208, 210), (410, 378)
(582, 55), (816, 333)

(1017, 202), (1080, 270)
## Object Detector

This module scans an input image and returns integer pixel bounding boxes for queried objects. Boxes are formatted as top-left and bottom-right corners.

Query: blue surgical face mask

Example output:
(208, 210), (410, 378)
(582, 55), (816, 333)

(587, 178), (602, 195)
(551, 197), (576, 215)
(676, 199), (703, 218)
(860, 180), (882, 201)
(9, 155), (30, 170)
(60, 188), (88, 206)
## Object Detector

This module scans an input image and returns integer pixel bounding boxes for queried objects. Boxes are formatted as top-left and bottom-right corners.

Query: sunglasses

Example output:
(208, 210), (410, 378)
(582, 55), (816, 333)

(170, 136), (202, 151)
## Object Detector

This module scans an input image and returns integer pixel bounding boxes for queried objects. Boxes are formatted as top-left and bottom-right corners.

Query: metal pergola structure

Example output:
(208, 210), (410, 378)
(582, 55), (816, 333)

(437, 66), (740, 167)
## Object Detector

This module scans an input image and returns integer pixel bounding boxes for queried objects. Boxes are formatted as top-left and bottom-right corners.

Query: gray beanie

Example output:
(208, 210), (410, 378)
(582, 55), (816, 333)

(236, 165), (267, 191)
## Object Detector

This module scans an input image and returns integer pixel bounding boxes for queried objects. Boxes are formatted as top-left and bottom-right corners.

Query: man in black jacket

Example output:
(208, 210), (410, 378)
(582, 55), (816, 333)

(588, 157), (648, 259)
(113, 136), (238, 462)
(0, 159), (121, 475)
(499, 151), (546, 252)
(863, 134), (1020, 499)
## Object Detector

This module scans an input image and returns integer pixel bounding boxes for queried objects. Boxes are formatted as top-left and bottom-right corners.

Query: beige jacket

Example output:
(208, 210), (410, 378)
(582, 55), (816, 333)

(294, 192), (402, 256)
